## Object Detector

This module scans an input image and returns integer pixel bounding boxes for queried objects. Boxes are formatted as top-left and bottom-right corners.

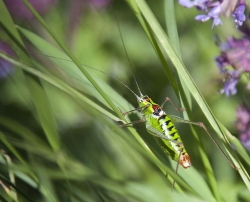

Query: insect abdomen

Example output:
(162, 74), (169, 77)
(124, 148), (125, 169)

(159, 116), (183, 150)
(156, 114), (191, 168)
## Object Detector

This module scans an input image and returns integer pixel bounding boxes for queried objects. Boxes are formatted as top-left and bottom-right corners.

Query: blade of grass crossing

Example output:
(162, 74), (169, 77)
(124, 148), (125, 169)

(25, 74), (60, 152)
(131, 0), (250, 189)
(126, 0), (221, 198)
(164, 0), (221, 200)
(0, 43), (199, 196)
(20, 0), (126, 122)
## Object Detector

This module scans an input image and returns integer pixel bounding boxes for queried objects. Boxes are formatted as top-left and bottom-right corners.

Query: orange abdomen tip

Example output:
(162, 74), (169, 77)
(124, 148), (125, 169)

(179, 153), (191, 169)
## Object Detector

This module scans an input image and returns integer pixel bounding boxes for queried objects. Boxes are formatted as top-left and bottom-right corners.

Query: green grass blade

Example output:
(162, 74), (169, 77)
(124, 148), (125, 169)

(25, 74), (60, 152)
(0, 1), (24, 47)
(20, 0), (125, 122)
(127, 2), (180, 96)
(1, 52), (191, 189)
(1, 0), (61, 155)
(165, 0), (181, 57)
(18, 3), (160, 171)
(15, 26), (135, 115)
(164, 0), (221, 200)
(131, 0), (249, 189)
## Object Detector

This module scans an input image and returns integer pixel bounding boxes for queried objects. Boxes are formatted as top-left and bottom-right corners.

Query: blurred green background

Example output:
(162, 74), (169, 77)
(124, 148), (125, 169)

(0, 0), (249, 201)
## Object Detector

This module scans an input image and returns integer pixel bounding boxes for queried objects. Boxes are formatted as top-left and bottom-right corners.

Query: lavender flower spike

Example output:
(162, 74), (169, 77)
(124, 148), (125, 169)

(0, 41), (15, 79)
(232, 4), (246, 28)
(236, 105), (250, 151)
(220, 70), (239, 97)
(179, 0), (196, 8)
(208, 6), (222, 27)
(179, 0), (210, 10)
(195, 5), (222, 28)
(195, 14), (210, 22)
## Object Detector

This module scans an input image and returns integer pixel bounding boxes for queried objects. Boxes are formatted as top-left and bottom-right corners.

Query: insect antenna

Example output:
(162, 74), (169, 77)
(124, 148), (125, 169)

(84, 64), (141, 99)
(13, 48), (140, 99)
(112, 5), (143, 98)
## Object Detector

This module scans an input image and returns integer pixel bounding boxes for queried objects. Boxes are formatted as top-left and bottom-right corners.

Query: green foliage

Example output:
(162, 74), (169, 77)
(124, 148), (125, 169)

(0, 0), (249, 201)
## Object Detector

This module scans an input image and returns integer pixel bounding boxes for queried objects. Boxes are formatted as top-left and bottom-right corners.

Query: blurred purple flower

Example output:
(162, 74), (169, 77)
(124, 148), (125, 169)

(0, 42), (15, 79)
(209, 6), (222, 27)
(236, 105), (250, 151)
(219, 70), (239, 97)
(179, 0), (247, 28)
(195, 14), (210, 22)
(179, 0), (211, 10)
(3, 0), (58, 21)
(195, 5), (222, 27)
(215, 55), (228, 73)
(216, 37), (250, 73)
(90, 0), (110, 8)
(236, 105), (250, 131)
(242, 140), (250, 151)
(216, 37), (250, 96)
(0, 60), (12, 79)
(232, 4), (246, 28)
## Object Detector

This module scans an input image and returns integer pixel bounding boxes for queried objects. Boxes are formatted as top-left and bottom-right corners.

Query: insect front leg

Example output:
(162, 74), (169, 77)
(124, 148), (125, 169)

(117, 118), (146, 128)
(160, 97), (186, 112)
(118, 104), (150, 116)
(117, 105), (150, 128)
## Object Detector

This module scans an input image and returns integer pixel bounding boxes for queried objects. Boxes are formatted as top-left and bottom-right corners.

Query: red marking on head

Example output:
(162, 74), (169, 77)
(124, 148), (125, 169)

(152, 105), (160, 111)
(179, 153), (191, 169)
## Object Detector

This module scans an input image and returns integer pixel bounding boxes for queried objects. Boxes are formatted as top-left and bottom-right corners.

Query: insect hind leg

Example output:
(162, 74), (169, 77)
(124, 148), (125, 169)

(169, 115), (238, 170)
(160, 97), (186, 112)
(172, 147), (184, 190)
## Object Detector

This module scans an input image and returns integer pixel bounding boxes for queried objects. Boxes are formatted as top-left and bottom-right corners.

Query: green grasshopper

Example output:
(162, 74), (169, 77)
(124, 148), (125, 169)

(76, 56), (237, 174)
(106, 9), (238, 174)
(83, 58), (237, 189)
(108, 70), (236, 170)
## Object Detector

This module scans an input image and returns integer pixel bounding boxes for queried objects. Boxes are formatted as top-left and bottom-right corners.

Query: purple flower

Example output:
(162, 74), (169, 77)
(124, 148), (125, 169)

(3, 0), (58, 21)
(179, 0), (211, 10)
(216, 37), (250, 73)
(90, 0), (110, 8)
(209, 6), (222, 27)
(212, 17), (222, 27)
(219, 70), (239, 97)
(241, 140), (250, 151)
(236, 105), (250, 151)
(215, 56), (227, 73)
(179, 0), (247, 28)
(195, 14), (211, 22)
(216, 36), (250, 96)
(195, 5), (223, 27)
(232, 4), (246, 28)
(0, 42), (15, 79)
(0, 60), (12, 79)
(236, 106), (250, 131)
(179, 0), (196, 8)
